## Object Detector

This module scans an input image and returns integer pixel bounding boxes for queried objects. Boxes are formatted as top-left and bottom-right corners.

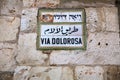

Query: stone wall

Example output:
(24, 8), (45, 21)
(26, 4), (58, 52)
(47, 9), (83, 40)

(0, 0), (120, 80)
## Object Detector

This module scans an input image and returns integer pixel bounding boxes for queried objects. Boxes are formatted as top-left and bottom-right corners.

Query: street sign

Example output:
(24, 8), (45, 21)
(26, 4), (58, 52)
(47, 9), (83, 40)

(37, 9), (86, 50)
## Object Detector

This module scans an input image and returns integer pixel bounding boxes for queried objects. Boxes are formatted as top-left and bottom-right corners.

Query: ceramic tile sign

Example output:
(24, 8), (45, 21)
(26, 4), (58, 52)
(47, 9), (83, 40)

(37, 9), (86, 50)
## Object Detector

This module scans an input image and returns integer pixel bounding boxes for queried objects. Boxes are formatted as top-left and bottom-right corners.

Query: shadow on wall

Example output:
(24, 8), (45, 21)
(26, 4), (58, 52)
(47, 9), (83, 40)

(115, 0), (120, 37)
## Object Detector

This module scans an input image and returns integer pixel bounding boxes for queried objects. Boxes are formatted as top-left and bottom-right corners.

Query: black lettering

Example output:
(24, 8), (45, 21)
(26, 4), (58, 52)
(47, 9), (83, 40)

(56, 38), (60, 44)
(75, 38), (78, 44)
(47, 38), (50, 44)
(67, 38), (70, 43)
(63, 38), (66, 44)
(41, 38), (44, 44)
(71, 38), (74, 44)
(79, 38), (82, 44)
(51, 38), (82, 45)
(52, 38), (55, 44)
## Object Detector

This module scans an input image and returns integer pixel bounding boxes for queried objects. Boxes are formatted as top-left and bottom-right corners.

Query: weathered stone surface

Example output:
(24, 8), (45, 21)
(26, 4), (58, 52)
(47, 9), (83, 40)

(14, 66), (120, 80)
(60, 67), (73, 80)
(117, 66), (120, 80)
(0, 71), (13, 80)
(23, 0), (60, 8)
(0, 43), (16, 49)
(86, 7), (119, 33)
(0, 16), (20, 41)
(16, 33), (48, 66)
(0, 43), (17, 71)
(60, 0), (115, 4)
(0, 49), (15, 70)
(59, 0), (115, 8)
(87, 32), (119, 52)
(23, 0), (35, 8)
(86, 8), (105, 33)
(14, 66), (73, 80)
(0, 0), (22, 16)
(50, 51), (75, 65)
(104, 7), (119, 32)
(29, 67), (73, 80)
(75, 66), (104, 80)
(50, 48), (120, 65)
(103, 66), (120, 80)
(20, 8), (38, 32)
(14, 66), (31, 80)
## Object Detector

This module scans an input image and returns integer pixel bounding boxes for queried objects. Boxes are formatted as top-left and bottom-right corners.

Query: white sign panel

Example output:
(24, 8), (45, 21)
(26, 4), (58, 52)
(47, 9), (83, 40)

(37, 9), (86, 50)
(40, 24), (83, 47)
